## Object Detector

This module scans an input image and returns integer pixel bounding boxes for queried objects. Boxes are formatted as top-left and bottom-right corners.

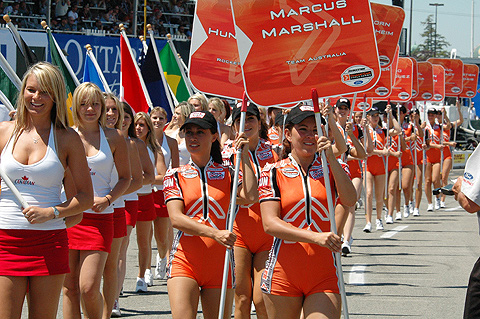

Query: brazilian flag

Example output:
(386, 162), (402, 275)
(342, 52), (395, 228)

(0, 67), (18, 106)
(159, 43), (190, 103)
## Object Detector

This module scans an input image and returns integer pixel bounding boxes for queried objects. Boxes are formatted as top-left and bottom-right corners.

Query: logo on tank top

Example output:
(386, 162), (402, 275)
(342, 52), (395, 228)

(14, 176), (35, 186)
(281, 167), (299, 178)
(89, 168), (96, 176)
(257, 149), (273, 161)
(309, 166), (324, 180)
(181, 168), (198, 179)
(207, 171), (225, 180)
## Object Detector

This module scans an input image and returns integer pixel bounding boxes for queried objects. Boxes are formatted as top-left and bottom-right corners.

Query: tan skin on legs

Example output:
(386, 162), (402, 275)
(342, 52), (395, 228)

(167, 276), (234, 319)
(102, 237), (123, 319)
(263, 292), (340, 319)
(387, 169), (399, 217)
(153, 216), (173, 259)
(441, 158), (453, 202)
(234, 247), (269, 319)
(136, 219), (153, 278)
(425, 162), (441, 204)
(415, 164), (423, 209)
(343, 177), (363, 243)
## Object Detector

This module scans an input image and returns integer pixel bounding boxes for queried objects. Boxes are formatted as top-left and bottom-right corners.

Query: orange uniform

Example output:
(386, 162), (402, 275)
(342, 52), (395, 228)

(442, 129), (452, 160)
(258, 154), (348, 297)
(223, 139), (277, 253)
(387, 135), (399, 171)
(426, 124), (443, 164)
(401, 122), (414, 166)
(337, 122), (364, 179)
(367, 126), (387, 176)
(267, 127), (280, 146)
(163, 159), (238, 288)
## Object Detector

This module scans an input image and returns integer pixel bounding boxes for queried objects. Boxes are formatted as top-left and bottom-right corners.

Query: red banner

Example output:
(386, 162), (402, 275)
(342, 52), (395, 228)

(432, 64), (445, 102)
(427, 58), (464, 96)
(231, 0), (381, 106)
(189, 0), (244, 99)
(417, 61), (434, 101)
(370, 3), (405, 68)
(410, 58), (419, 99)
(390, 57), (413, 102)
(460, 64), (479, 98)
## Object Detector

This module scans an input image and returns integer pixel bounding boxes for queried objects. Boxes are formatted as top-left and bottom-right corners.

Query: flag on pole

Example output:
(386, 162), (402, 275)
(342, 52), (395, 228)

(159, 43), (190, 103)
(4, 15), (38, 68)
(45, 24), (80, 126)
(120, 29), (151, 114)
(0, 67), (19, 106)
(83, 48), (110, 93)
(140, 39), (173, 120)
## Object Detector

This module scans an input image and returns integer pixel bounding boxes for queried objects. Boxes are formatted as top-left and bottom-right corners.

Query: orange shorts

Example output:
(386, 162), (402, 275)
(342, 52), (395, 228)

(388, 156), (399, 172)
(168, 231), (234, 289)
(367, 155), (385, 176)
(347, 159), (362, 179)
(261, 239), (339, 297)
(401, 149), (414, 166)
(414, 150), (424, 166)
(233, 204), (272, 254)
(443, 147), (452, 160)
(427, 148), (441, 164)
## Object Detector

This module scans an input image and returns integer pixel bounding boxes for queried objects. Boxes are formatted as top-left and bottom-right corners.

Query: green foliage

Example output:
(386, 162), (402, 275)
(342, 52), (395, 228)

(411, 15), (450, 61)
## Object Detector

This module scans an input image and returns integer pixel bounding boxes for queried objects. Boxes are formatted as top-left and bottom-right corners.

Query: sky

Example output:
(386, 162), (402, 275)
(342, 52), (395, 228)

(373, 0), (479, 58)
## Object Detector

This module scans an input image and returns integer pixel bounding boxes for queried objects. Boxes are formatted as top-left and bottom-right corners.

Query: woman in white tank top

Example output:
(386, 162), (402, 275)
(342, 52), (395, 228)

(0, 62), (93, 319)
(165, 101), (195, 166)
(62, 83), (130, 319)
(150, 107), (179, 280)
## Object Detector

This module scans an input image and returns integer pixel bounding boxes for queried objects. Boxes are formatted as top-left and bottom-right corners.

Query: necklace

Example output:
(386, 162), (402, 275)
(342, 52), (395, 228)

(32, 136), (40, 144)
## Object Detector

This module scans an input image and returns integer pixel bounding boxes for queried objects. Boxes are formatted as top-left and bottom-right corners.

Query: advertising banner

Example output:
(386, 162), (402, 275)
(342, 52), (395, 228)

(189, 0), (244, 99)
(432, 64), (445, 102)
(390, 57), (413, 102)
(427, 58), (464, 96)
(329, 95), (373, 112)
(410, 58), (419, 99)
(417, 61), (434, 101)
(460, 64), (479, 98)
(231, 0), (381, 106)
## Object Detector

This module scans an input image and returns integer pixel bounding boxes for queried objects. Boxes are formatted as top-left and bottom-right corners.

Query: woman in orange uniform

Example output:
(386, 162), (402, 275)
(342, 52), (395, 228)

(223, 103), (276, 319)
(364, 105), (400, 232)
(410, 109), (427, 217)
(164, 111), (258, 319)
(258, 104), (355, 318)
(425, 108), (450, 211)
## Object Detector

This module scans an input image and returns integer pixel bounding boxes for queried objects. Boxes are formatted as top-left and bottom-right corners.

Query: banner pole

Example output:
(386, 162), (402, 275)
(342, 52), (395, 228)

(312, 88), (349, 319)
(0, 51), (21, 90)
(397, 103), (402, 191)
(85, 45), (111, 93)
(218, 92), (248, 319)
(384, 99), (391, 202)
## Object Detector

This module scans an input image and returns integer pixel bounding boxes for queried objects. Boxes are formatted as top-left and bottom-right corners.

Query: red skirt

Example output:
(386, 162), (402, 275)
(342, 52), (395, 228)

(67, 213), (113, 253)
(0, 228), (69, 276)
(136, 193), (156, 222)
(113, 208), (127, 238)
(153, 190), (169, 218)
(125, 200), (139, 227)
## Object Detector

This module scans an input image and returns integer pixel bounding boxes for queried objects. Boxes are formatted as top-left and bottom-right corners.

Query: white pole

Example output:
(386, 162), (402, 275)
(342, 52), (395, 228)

(0, 51), (21, 90)
(85, 45), (111, 93)
(0, 90), (15, 112)
(0, 166), (29, 209)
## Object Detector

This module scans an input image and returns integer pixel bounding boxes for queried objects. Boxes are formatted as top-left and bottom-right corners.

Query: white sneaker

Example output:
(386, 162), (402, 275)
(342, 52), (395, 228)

(111, 299), (121, 317)
(435, 198), (441, 210)
(135, 277), (148, 293)
(403, 204), (410, 218)
(395, 211), (403, 221)
(427, 203), (434, 212)
(363, 222), (372, 233)
(386, 215), (394, 224)
(155, 254), (167, 280)
(342, 241), (351, 255)
(413, 208), (420, 216)
(145, 269), (153, 287)
(376, 219), (384, 231)
(440, 201), (446, 208)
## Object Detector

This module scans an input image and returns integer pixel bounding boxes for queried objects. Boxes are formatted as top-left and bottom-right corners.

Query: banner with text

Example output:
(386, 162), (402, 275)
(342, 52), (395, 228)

(410, 58), (419, 99)
(417, 61), (434, 101)
(460, 64), (479, 98)
(189, 0), (244, 99)
(231, 0), (381, 106)
(432, 64), (445, 102)
(390, 57), (413, 102)
(427, 58), (463, 97)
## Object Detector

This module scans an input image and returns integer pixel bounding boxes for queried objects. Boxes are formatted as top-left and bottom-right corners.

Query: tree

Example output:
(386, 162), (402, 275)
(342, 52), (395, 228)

(411, 15), (450, 61)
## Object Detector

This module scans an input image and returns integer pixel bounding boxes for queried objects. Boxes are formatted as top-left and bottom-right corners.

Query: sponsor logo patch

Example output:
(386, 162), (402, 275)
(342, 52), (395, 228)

(189, 112), (205, 119)
(464, 172), (474, 180)
(207, 171), (225, 180)
(282, 167), (299, 178)
(309, 167), (324, 180)
(181, 169), (198, 179)
(14, 176), (35, 186)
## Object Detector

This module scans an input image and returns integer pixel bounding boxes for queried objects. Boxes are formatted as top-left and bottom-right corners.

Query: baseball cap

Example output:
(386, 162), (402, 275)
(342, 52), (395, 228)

(285, 104), (326, 125)
(367, 107), (382, 115)
(335, 98), (351, 109)
(180, 111), (217, 131)
(427, 108), (438, 114)
(231, 102), (260, 122)
(274, 113), (285, 126)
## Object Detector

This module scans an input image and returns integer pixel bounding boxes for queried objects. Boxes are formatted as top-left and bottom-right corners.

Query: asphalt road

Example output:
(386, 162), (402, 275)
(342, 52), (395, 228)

(21, 168), (480, 318)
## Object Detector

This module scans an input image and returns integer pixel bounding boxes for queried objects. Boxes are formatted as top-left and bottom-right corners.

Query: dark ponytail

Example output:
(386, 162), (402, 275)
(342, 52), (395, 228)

(211, 139), (223, 164)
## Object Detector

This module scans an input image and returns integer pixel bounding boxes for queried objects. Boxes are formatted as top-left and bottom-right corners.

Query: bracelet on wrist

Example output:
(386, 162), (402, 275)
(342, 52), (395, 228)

(105, 196), (111, 206)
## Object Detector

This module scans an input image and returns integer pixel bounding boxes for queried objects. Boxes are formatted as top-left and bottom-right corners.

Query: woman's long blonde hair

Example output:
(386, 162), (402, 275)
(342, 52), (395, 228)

(104, 92), (124, 129)
(71, 82), (106, 127)
(14, 62), (68, 137)
(134, 112), (159, 154)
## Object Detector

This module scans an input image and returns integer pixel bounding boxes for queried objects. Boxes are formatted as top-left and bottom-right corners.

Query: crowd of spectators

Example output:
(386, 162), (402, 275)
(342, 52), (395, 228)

(0, 0), (194, 36)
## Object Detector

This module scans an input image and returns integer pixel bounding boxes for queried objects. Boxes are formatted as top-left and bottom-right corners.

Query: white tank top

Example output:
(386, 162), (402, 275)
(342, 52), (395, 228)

(81, 127), (114, 214)
(137, 146), (155, 194)
(169, 129), (190, 166)
(124, 136), (138, 202)
(110, 163), (125, 209)
(0, 124), (66, 230)
(156, 136), (171, 191)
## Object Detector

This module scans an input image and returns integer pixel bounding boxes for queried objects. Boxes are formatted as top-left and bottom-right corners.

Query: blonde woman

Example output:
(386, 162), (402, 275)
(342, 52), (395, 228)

(208, 97), (233, 147)
(0, 62), (93, 319)
(63, 83), (130, 319)
(188, 92), (208, 111)
(165, 102), (195, 166)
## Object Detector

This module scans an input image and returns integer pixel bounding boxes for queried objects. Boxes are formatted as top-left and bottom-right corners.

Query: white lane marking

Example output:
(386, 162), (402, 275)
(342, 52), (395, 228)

(380, 225), (409, 239)
(348, 264), (366, 285)
(443, 205), (462, 212)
